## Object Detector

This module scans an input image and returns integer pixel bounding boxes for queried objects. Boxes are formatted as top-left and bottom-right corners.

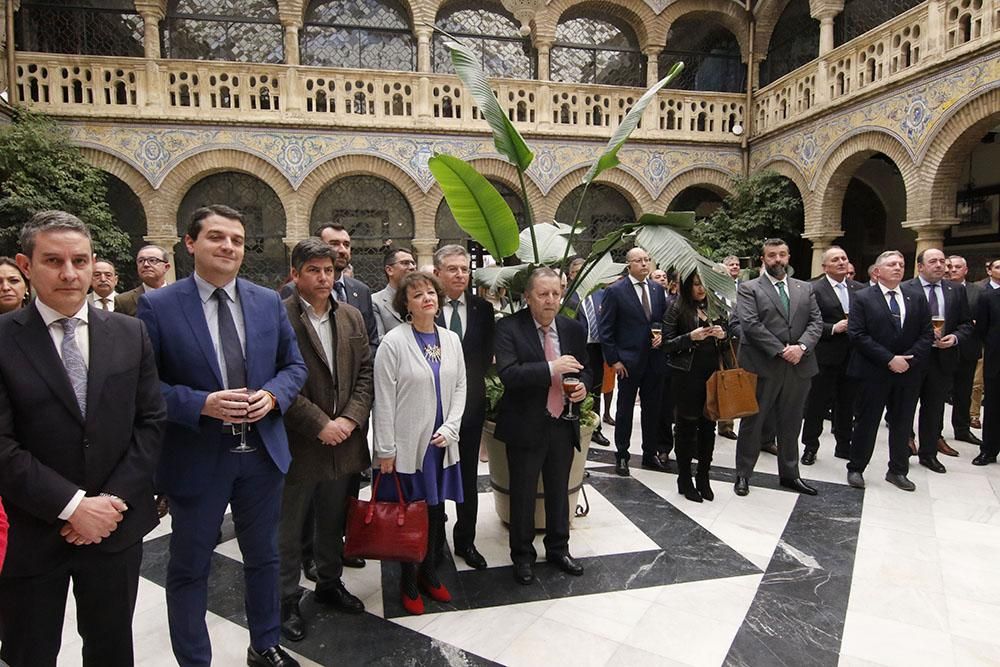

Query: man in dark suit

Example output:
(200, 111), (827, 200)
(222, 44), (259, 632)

(906, 248), (973, 471)
(846, 250), (934, 491)
(138, 205), (307, 667)
(734, 238), (823, 497)
(434, 245), (494, 570)
(801, 246), (865, 465)
(972, 285), (1000, 465)
(0, 211), (165, 666)
(599, 247), (668, 476)
(316, 223), (379, 353)
(115, 245), (171, 316)
(494, 268), (591, 586)
(948, 255), (984, 446)
(278, 239), (373, 642)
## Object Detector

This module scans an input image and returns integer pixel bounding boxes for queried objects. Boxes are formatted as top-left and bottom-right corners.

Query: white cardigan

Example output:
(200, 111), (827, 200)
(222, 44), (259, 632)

(372, 323), (467, 474)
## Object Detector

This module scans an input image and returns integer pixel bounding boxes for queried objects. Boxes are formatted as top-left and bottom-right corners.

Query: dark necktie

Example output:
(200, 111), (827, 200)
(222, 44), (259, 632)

(99, 297), (110, 311)
(776, 281), (790, 316)
(639, 281), (651, 320)
(59, 318), (88, 416)
(449, 299), (463, 339)
(334, 282), (346, 303)
(214, 288), (246, 389)
(927, 283), (940, 318)
(887, 290), (902, 330)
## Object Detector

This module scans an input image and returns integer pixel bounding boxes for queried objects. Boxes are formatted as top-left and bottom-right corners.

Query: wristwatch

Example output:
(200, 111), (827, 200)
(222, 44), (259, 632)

(798, 343), (808, 352)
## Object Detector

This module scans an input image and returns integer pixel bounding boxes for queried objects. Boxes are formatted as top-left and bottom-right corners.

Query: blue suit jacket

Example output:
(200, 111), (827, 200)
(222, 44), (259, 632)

(599, 276), (667, 375)
(137, 277), (307, 496)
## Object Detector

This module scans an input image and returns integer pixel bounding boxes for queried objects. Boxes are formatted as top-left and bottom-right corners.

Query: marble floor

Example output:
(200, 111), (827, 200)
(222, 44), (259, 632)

(54, 402), (1000, 667)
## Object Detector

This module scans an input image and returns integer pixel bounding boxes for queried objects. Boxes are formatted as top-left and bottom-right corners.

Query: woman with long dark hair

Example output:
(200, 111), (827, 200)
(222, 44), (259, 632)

(663, 272), (730, 502)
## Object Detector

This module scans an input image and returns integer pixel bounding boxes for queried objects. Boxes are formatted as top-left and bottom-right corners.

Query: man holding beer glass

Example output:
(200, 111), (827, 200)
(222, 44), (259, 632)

(905, 248), (973, 472)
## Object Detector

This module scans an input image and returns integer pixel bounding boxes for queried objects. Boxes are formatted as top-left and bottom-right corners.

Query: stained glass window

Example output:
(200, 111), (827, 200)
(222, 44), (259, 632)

(551, 9), (643, 87)
(433, 2), (535, 79)
(16, 0), (144, 57)
(162, 0), (284, 63)
(301, 0), (414, 71)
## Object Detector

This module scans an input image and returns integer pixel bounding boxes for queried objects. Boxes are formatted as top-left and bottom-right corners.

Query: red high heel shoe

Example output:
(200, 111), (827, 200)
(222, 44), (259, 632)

(401, 586), (424, 615)
(418, 575), (452, 603)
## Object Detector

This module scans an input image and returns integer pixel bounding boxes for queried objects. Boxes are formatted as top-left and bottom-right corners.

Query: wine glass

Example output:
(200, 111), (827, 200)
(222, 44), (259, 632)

(230, 389), (257, 454)
(561, 375), (581, 421)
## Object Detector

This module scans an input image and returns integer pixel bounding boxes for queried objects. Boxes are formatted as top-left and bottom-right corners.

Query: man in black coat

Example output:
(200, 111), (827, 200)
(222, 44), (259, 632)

(0, 211), (166, 667)
(494, 268), (591, 586)
(434, 245), (495, 570)
(846, 250), (933, 491)
(801, 246), (865, 465)
(948, 255), (984, 446)
(905, 249), (973, 471)
(972, 285), (1000, 465)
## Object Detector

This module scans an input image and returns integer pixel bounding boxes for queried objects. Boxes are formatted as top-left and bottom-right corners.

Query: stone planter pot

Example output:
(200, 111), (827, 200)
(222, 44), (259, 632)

(482, 419), (595, 529)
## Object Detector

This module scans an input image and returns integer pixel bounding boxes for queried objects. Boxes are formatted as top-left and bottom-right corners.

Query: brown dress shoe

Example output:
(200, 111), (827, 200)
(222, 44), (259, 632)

(907, 436), (918, 455)
(971, 417), (982, 429)
(937, 437), (959, 457)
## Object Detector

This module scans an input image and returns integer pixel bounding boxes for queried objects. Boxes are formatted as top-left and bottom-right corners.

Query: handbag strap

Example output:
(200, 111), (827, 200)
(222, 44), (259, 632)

(366, 472), (411, 524)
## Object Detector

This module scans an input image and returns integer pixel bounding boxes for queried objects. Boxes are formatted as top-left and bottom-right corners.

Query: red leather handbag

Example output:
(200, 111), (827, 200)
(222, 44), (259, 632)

(344, 473), (428, 563)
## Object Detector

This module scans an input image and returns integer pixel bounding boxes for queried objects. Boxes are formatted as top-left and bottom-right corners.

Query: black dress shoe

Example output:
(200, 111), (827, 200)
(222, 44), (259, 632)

(885, 472), (916, 491)
(513, 562), (535, 585)
(342, 555), (366, 568)
(302, 558), (318, 583)
(955, 431), (984, 446)
(248, 645), (299, 667)
(313, 580), (364, 614)
(591, 430), (611, 447)
(761, 441), (779, 456)
(780, 478), (818, 495)
(640, 453), (671, 472)
(280, 599), (306, 642)
(834, 449), (851, 461)
(455, 545), (487, 570)
(847, 471), (865, 489)
(717, 428), (738, 440)
(546, 554), (584, 576)
(801, 449), (817, 466)
(615, 458), (630, 477)
(919, 456), (947, 474)
(734, 476), (749, 496)
(972, 453), (998, 466)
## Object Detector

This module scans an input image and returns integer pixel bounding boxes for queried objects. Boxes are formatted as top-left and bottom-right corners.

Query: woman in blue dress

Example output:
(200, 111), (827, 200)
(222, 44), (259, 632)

(372, 271), (467, 615)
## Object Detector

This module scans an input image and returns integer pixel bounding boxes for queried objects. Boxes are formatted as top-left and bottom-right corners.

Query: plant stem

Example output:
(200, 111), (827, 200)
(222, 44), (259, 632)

(560, 181), (590, 271)
(516, 167), (539, 264)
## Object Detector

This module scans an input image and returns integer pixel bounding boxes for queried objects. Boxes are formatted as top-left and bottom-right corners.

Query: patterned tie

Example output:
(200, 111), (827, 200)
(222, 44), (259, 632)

(449, 299), (463, 339)
(333, 282), (346, 303)
(582, 295), (599, 341)
(541, 325), (563, 418)
(639, 281), (651, 320)
(835, 282), (849, 314)
(214, 288), (246, 389)
(59, 318), (88, 417)
(887, 290), (902, 330)
(99, 297), (109, 311)
(776, 281), (790, 316)
(927, 283), (940, 318)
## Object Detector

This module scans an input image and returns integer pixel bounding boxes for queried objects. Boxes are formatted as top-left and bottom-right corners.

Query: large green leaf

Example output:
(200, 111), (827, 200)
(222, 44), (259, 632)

(516, 221), (576, 263)
(569, 252), (625, 305)
(473, 263), (532, 295)
(428, 153), (520, 260)
(582, 61), (685, 185)
(636, 223), (736, 319)
(636, 210), (696, 232)
(445, 40), (534, 172)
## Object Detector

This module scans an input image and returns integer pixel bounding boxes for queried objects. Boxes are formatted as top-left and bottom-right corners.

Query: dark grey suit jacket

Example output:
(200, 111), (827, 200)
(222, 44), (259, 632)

(736, 275), (823, 379)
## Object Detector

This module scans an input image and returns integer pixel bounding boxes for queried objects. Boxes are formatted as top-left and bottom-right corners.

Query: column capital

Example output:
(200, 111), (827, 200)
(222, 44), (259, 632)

(134, 0), (166, 20)
(411, 238), (440, 268)
(809, 0), (844, 20)
(801, 230), (842, 245)
(901, 218), (959, 236)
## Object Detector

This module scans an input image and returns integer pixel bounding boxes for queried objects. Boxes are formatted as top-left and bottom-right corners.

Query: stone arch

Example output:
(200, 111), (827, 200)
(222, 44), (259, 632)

(753, 0), (798, 59)
(543, 167), (652, 224)
(755, 157), (817, 231)
(657, 167), (737, 212)
(294, 0), (421, 29)
(921, 86), (1000, 220)
(660, 0), (749, 57)
(535, 0), (655, 48)
(298, 154), (425, 237)
(80, 148), (155, 201)
(811, 131), (918, 235)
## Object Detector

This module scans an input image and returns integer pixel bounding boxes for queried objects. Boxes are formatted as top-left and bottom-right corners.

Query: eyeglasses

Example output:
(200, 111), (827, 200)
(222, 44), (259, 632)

(136, 257), (166, 266)
(390, 259), (416, 267)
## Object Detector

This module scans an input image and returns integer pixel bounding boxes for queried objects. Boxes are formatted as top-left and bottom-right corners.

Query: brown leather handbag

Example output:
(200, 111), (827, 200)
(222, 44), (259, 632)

(344, 472), (428, 563)
(704, 340), (759, 421)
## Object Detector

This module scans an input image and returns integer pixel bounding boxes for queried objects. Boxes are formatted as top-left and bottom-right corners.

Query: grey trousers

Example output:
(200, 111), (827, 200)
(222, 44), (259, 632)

(278, 475), (353, 602)
(736, 364), (812, 480)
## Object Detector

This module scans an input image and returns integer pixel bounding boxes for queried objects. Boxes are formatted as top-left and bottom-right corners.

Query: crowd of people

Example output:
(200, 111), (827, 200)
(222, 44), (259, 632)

(0, 206), (998, 667)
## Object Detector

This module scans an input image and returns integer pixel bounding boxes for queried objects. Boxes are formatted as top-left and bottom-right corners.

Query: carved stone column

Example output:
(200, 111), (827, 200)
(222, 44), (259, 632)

(411, 237), (439, 268)
(644, 47), (661, 86)
(902, 218), (959, 268)
(134, 0), (166, 59)
(809, 0), (844, 56)
(535, 37), (552, 81)
(416, 26), (433, 73)
(282, 21), (302, 66)
(803, 232), (842, 278)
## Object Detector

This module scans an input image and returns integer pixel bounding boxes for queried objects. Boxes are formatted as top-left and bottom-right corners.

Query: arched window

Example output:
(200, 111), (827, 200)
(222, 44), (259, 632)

(433, 2), (535, 79)
(310, 175), (415, 289)
(551, 8), (644, 87)
(162, 0), (284, 63)
(667, 186), (725, 218)
(554, 183), (635, 259)
(301, 0), (414, 71)
(660, 18), (744, 93)
(759, 0), (818, 86)
(104, 173), (148, 289)
(436, 179), (526, 251)
(16, 0), (143, 57)
(835, 0), (924, 44)
(175, 172), (288, 288)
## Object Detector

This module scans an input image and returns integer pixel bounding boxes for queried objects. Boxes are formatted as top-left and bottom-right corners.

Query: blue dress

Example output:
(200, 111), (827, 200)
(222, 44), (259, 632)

(374, 328), (464, 507)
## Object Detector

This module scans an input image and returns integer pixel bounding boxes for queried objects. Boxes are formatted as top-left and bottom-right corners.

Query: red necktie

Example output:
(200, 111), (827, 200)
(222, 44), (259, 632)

(541, 325), (563, 417)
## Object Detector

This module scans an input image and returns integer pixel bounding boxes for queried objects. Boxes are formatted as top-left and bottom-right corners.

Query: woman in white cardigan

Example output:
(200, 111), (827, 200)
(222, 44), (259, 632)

(372, 271), (466, 615)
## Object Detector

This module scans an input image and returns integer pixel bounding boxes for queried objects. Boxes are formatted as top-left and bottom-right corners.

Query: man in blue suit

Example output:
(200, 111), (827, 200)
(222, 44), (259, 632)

(138, 205), (307, 667)
(599, 247), (669, 476)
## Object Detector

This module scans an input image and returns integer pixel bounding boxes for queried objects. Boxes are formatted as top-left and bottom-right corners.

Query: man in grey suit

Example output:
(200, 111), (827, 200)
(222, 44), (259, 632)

(734, 238), (823, 497)
(371, 247), (415, 338)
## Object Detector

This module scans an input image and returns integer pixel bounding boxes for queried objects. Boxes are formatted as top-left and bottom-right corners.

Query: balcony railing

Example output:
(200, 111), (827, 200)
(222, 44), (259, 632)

(13, 54), (745, 144)
(754, 0), (1000, 135)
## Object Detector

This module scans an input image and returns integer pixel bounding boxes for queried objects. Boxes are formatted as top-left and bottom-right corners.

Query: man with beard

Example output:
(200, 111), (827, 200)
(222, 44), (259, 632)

(733, 239), (823, 497)
(314, 224), (378, 354)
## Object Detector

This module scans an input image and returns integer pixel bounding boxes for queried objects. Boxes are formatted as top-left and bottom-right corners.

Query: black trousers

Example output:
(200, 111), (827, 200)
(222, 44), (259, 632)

(849, 374), (921, 475)
(952, 356), (978, 436)
(659, 367), (675, 455)
(614, 365), (664, 461)
(453, 406), (486, 551)
(0, 541), (142, 667)
(917, 361), (955, 457)
(802, 363), (855, 457)
(982, 375), (999, 457)
(507, 418), (574, 566)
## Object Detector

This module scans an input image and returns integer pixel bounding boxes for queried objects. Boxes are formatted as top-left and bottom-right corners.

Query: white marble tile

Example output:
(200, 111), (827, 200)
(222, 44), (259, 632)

(418, 605), (540, 660)
(931, 498), (1000, 526)
(940, 562), (1000, 605)
(925, 471), (1000, 504)
(653, 576), (759, 625)
(605, 643), (694, 667)
(951, 635), (1000, 666)
(702, 519), (780, 570)
(624, 602), (738, 666)
(855, 525), (941, 564)
(850, 549), (945, 593)
(540, 590), (654, 642)
(496, 616), (622, 667)
(861, 501), (938, 537)
(945, 596), (1000, 646)
(840, 611), (955, 667)
(847, 580), (950, 632)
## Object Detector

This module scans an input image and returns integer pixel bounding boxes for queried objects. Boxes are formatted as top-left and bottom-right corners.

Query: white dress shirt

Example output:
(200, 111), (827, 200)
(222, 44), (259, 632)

(91, 291), (118, 312)
(36, 298), (90, 521)
(878, 282), (907, 326)
(193, 273), (246, 388)
(442, 292), (468, 335)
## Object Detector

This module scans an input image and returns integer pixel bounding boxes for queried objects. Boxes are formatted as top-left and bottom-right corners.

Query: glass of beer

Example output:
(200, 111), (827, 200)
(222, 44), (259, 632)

(650, 322), (662, 344)
(931, 315), (945, 337)
(561, 374), (582, 421)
